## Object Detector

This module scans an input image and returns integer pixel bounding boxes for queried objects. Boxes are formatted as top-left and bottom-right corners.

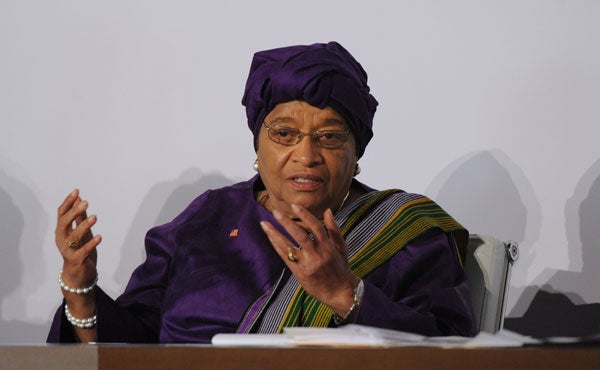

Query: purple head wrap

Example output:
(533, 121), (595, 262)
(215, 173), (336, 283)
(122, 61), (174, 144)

(242, 41), (378, 159)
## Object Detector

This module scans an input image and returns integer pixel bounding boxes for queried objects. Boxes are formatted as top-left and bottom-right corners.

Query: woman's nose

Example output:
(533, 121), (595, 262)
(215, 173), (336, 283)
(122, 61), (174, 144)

(293, 135), (323, 167)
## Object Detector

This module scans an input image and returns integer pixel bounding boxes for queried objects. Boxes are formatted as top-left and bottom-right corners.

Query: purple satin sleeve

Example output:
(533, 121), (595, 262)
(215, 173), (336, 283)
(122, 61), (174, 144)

(46, 219), (176, 343)
(46, 177), (475, 342)
(47, 179), (284, 344)
(46, 286), (159, 343)
(355, 228), (476, 336)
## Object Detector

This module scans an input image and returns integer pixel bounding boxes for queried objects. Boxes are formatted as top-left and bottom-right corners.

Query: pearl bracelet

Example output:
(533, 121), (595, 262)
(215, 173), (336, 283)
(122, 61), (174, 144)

(59, 269), (98, 295)
(64, 304), (97, 329)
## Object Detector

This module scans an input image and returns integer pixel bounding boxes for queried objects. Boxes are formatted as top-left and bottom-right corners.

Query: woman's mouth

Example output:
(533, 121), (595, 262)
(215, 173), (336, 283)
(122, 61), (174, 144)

(288, 176), (323, 190)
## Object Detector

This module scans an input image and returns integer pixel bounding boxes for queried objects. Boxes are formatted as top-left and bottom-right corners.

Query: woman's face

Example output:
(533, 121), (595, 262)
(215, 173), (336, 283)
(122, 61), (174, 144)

(256, 100), (357, 218)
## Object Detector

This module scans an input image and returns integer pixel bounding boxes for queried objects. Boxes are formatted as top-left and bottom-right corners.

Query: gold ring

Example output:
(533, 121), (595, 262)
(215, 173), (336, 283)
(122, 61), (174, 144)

(67, 240), (80, 249)
(287, 247), (299, 263)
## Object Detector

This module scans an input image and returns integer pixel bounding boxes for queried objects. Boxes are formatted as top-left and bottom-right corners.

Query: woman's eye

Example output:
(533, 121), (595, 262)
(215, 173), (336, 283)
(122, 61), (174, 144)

(321, 132), (343, 140)
(276, 129), (291, 137)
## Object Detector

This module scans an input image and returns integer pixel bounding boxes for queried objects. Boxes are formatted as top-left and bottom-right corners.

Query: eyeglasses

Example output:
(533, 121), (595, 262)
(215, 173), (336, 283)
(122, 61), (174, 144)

(263, 122), (352, 149)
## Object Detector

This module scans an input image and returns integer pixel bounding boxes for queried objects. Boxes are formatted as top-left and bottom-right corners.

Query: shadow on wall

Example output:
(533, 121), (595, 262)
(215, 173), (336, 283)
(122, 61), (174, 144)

(505, 158), (600, 338)
(113, 169), (238, 286)
(426, 150), (542, 296)
(427, 151), (600, 338)
(0, 171), (48, 343)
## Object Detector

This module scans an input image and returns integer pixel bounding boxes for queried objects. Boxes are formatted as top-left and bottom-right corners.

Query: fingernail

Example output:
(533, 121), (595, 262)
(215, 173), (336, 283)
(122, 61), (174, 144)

(70, 189), (78, 197)
(79, 201), (88, 209)
(272, 210), (284, 221)
(89, 214), (97, 222)
(259, 221), (268, 230)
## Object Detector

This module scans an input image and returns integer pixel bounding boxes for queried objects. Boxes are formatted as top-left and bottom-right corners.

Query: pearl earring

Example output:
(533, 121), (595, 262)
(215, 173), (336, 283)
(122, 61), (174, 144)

(253, 159), (259, 172)
(354, 163), (361, 176)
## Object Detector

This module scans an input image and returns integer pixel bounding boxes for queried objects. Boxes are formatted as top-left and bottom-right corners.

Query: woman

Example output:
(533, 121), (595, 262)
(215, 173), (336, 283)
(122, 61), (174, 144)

(48, 41), (475, 343)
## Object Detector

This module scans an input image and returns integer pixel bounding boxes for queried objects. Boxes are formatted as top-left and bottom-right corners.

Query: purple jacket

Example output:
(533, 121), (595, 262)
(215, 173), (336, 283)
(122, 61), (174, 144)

(48, 177), (475, 343)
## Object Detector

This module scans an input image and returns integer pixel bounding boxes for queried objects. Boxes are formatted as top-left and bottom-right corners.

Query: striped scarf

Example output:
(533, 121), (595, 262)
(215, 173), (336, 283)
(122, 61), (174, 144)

(240, 189), (467, 333)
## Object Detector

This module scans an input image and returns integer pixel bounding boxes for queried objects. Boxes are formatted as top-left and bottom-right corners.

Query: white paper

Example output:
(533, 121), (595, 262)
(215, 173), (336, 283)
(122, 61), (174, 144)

(211, 325), (535, 348)
(212, 333), (293, 347)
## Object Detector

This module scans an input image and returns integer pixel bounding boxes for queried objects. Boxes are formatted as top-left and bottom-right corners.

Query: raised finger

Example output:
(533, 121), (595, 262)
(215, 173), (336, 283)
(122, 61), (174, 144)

(323, 208), (347, 256)
(57, 189), (79, 218)
(75, 206), (94, 244)
(78, 234), (102, 260)
(259, 220), (300, 266)
(57, 190), (81, 232)
(290, 204), (331, 243)
(64, 198), (88, 229)
(56, 199), (89, 244)
(272, 208), (316, 249)
(65, 214), (97, 251)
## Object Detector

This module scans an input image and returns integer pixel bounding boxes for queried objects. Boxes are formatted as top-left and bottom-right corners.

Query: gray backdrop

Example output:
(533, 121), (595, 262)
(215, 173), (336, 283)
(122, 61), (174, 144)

(1, 0), (599, 342)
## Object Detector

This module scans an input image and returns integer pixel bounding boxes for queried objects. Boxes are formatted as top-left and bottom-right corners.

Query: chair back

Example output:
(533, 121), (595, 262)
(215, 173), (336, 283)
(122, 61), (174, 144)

(463, 234), (518, 333)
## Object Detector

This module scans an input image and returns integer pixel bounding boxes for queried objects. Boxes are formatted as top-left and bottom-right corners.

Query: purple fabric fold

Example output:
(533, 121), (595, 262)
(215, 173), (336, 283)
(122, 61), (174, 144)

(47, 176), (475, 343)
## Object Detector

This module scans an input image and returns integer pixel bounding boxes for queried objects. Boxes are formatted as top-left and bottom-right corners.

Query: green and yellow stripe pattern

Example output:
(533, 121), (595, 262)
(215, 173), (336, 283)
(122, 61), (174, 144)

(276, 190), (467, 332)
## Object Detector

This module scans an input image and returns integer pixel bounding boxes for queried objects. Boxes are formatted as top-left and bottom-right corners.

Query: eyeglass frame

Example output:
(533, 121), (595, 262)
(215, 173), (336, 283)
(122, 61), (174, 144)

(262, 121), (353, 149)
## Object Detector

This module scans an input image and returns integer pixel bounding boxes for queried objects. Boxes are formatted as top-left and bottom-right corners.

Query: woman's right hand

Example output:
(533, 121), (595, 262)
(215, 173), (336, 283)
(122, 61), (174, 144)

(55, 189), (102, 286)
(55, 189), (102, 342)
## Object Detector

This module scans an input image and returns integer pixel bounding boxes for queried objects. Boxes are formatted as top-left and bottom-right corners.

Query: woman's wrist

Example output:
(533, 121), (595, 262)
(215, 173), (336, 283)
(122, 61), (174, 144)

(59, 269), (98, 295)
(59, 268), (98, 322)
(64, 304), (97, 329)
(333, 279), (364, 325)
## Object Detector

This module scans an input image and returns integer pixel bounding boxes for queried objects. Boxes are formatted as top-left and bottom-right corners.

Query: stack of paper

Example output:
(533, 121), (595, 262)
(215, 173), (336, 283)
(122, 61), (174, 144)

(211, 324), (536, 348)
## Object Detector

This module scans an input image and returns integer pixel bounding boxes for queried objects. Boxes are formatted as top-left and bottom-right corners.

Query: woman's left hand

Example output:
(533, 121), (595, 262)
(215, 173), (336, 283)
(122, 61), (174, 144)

(260, 204), (359, 316)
